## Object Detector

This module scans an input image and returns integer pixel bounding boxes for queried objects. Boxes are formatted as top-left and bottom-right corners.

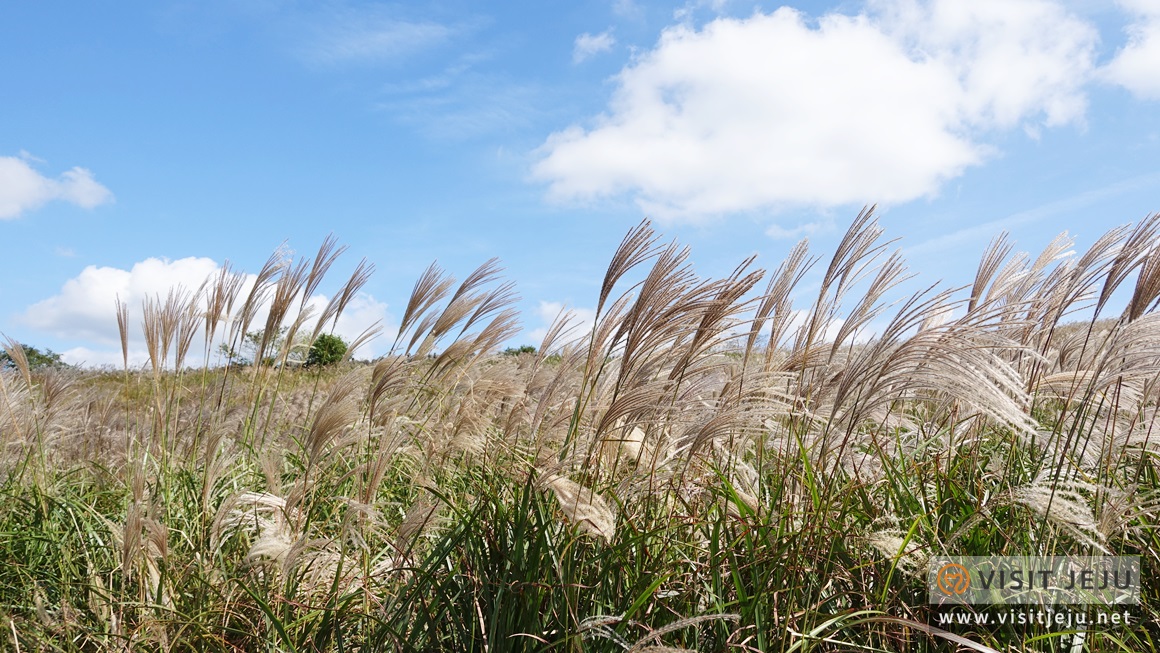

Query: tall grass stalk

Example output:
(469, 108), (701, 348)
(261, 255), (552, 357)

(1, 211), (1158, 651)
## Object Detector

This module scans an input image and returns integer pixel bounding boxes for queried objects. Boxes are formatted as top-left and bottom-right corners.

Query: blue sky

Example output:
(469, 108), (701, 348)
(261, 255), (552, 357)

(2, 0), (1159, 366)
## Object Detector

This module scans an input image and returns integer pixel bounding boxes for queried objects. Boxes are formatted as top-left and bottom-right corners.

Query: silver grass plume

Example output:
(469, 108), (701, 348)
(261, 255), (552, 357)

(1008, 474), (1110, 553)
(540, 472), (617, 543)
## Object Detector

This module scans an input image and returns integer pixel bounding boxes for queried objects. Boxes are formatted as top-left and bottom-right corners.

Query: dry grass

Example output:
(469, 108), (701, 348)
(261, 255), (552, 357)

(1, 210), (1158, 651)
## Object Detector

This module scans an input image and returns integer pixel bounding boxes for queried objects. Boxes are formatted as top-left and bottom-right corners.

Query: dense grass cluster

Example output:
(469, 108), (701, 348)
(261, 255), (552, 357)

(2, 210), (1160, 651)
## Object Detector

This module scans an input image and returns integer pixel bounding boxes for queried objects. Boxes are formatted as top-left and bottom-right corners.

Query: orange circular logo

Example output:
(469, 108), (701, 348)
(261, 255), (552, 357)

(936, 563), (971, 595)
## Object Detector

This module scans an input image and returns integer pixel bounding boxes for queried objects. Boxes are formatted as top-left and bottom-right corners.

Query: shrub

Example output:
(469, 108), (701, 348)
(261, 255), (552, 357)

(306, 333), (348, 367)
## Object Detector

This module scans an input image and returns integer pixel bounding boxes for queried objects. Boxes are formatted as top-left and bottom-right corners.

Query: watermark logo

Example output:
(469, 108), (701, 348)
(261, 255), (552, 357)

(935, 562), (971, 596)
(928, 556), (1140, 605)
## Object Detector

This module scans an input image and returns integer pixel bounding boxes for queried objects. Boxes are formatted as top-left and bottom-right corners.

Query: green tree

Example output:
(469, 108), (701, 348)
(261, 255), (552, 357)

(219, 327), (307, 367)
(306, 333), (348, 367)
(0, 343), (66, 370)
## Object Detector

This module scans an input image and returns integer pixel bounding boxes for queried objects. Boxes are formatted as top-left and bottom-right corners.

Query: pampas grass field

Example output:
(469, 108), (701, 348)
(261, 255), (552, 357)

(2, 209), (1160, 651)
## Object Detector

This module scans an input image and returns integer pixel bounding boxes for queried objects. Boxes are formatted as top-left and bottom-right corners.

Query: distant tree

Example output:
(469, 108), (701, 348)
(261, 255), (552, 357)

(219, 327), (308, 367)
(306, 333), (348, 367)
(502, 345), (537, 357)
(0, 343), (66, 370)
(218, 330), (266, 366)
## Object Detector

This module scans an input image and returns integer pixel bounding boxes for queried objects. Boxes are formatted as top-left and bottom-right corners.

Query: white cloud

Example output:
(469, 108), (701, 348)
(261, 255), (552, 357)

(378, 71), (544, 140)
(612, 0), (643, 20)
(533, 1), (1098, 221)
(573, 29), (616, 63)
(20, 255), (392, 367)
(783, 309), (850, 346)
(526, 300), (598, 347)
(292, 2), (463, 66)
(873, 0), (1096, 127)
(59, 346), (151, 369)
(0, 155), (114, 219)
(674, 0), (732, 21)
(1103, 1), (1160, 100)
(311, 18), (453, 63)
(904, 169), (1160, 258)
(766, 221), (828, 240)
(20, 257), (221, 345)
(303, 292), (392, 358)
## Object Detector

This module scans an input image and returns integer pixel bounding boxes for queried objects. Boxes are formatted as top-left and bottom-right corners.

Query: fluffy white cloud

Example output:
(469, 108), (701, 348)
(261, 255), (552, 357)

(573, 29), (616, 63)
(0, 154), (114, 219)
(533, 1), (1097, 220)
(58, 346), (152, 369)
(302, 292), (392, 358)
(872, 0), (1096, 127)
(20, 257), (221, 345)
(1103, 1), (1160, 100)
(19, 256), (392, 367)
